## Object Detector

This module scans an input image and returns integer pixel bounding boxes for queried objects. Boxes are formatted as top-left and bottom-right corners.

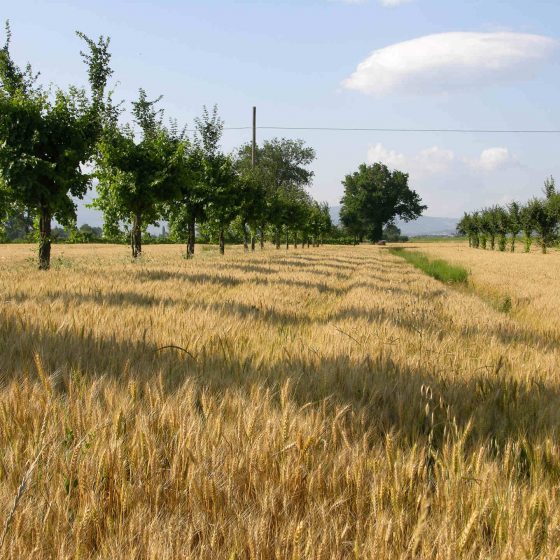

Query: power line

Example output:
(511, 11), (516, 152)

(209, 126), (560, 134)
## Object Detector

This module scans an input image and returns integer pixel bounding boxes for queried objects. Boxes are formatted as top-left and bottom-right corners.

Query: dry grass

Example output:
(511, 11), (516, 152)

(1, 242), (560, 558)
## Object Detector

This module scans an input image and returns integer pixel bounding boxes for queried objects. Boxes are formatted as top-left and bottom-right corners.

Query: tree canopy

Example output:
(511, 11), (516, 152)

(458, 177), (560, 254)
(340, 162), (426, 242)
(0, 21), (112, 268)
(93, 89), (184, 257)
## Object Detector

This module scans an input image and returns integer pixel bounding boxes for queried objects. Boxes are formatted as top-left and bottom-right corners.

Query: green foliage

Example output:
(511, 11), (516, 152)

(93, 89), (184, 257)
(383, 223), (408, 242)
(463, 177), (560, 255)
(0, 22), (112, 268)
(457, 211), (481, 248)
(390, 248), (469, 284)
(340, 162), (426, 242)
(525, 197), (558, 254)
(507, 202), (521, 252)
(495, 206), (510, 252)
(519, 204), (534, 253)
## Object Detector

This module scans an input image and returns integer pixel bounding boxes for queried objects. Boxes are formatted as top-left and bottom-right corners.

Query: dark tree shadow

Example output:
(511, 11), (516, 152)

(2, 305), (560, 472)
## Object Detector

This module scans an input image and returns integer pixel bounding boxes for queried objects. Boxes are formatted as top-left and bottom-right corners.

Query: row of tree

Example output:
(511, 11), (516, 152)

(0, 23), (332, 269)
(457, 177), (560, 254)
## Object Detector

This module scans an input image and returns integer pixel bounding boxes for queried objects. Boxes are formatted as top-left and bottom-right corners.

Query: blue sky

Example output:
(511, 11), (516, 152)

(4, 0), (560, 222)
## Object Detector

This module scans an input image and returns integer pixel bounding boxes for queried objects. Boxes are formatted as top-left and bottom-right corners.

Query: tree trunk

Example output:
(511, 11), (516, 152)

(219, 227), (225, 255)
(186, 217), (195, 259)
(498, 235), (506, 252)
(490, 235), (495, 250)
(285, 231), (289, 250)
(251, 234), (256, 251)
(372, 222), (383, 243)
(243, 223), (249, 252)
(524, 234), (531, 253)
(294, 231), (298, 248)
(275, 228), (280, 249)
(131, 213), (142, 258)
(38, 206), (51, 270)
(259, 227), (265, 249)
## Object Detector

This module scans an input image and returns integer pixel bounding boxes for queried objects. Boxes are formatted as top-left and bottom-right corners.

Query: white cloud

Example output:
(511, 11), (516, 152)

(330, 0), (414, 5)
(467, 147), (514, 172)
(367, 143), (454, 176)
(367, 143), (517, 177)
(367, 143), (407, 169)
(379, 0), (414, 6)
(416, 146), (455, 174)
(342, 32), (558, 95)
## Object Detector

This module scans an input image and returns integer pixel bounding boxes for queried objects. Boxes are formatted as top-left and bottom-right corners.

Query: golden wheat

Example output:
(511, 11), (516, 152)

(0, 242), (559, 558)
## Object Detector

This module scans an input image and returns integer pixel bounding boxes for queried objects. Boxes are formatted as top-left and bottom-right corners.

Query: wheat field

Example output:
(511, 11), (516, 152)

(1, 242), (560, 559)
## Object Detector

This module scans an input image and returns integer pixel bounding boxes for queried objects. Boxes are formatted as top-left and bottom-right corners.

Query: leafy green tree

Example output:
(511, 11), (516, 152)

(507, 202), (522, 252)
(519, 203), (534, 253)
(203, 153), (240, 254)
(526, 197), (558, 254)
(495, 206), (510, 252)
(339, 200), (366, 244)
(318, 202), (333, 245)
(383, 223), (403, 242)
(93, 90), (183, 258)
(544, 175), (556, 199)
(235, 144), (269, 251)
(457, 212), (477, 247)
(166, 145), (205, 258)
(0, 22), (112, 268)
(0, 202), (34, 241)
(188, 105), (241, 255)
(480, 208), (498, 250)
(305, 201), (332, 247)
(470, 211), (481, 248)
(249, 138), (315, 249)
(340, 163), (426, 243)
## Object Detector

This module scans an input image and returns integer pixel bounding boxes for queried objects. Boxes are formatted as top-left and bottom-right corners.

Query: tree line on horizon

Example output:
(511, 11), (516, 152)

(457, 177), (560, 254)
(0, 23), (334, 269)
(0, 22), (427, 269)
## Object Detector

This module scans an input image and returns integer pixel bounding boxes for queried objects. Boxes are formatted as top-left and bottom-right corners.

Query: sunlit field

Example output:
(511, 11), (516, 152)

(1, 242), (560, 559)
(408, 241), (560, 338)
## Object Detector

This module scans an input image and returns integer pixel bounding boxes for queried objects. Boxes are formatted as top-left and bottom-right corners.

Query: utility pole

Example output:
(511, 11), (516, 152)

(252, 106), (256, 168)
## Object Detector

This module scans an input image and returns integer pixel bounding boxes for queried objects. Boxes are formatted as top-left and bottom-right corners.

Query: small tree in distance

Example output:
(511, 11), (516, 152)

(507, 201), (521, 252)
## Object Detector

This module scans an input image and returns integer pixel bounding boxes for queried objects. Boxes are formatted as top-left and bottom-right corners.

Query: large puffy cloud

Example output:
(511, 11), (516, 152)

(467, 147), (513, 171)
(343, 32), (558, 95)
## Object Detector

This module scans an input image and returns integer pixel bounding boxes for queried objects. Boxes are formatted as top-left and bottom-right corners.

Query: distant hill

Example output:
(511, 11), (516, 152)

(329, 206), (459, 237)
